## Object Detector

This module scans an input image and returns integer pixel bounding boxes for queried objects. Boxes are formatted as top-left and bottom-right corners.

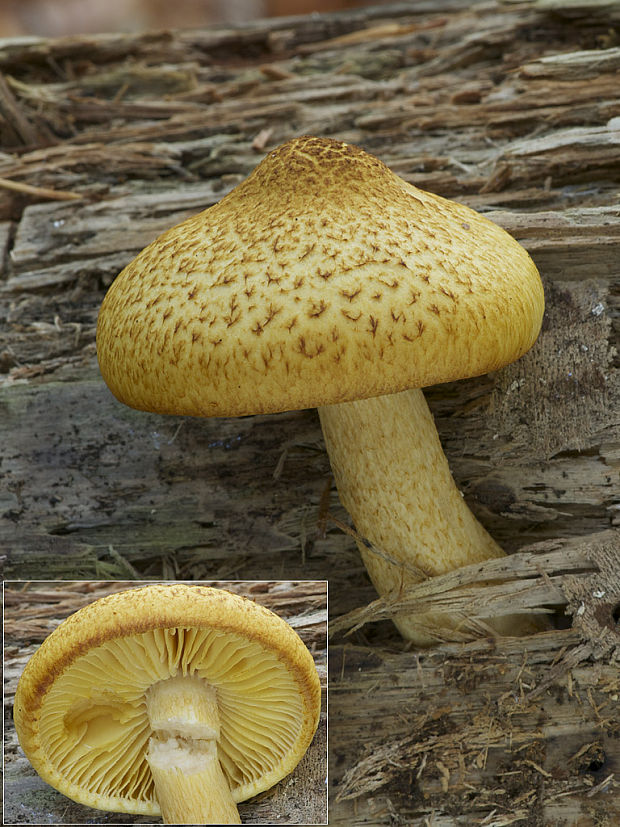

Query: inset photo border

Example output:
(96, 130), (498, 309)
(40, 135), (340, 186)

(4, 580), (327, 826)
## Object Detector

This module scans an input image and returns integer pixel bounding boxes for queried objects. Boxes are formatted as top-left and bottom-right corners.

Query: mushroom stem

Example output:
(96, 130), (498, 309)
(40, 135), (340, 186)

(145, 675), (240, 825)
(318, 388), (539, 646)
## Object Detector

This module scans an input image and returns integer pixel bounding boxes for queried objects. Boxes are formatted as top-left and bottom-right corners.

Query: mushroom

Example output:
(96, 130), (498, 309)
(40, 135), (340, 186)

(13, 583), (322, 824)
(96, 136), (545, 645)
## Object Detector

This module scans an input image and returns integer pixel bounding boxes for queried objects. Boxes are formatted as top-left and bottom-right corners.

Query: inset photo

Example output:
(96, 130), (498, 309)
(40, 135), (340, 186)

(4, 580), (327, 825)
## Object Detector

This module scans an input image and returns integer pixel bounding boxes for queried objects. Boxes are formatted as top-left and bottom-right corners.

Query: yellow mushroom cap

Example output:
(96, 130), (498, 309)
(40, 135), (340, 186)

(96, 135), (544, 417)
(13, 584), (322, 816)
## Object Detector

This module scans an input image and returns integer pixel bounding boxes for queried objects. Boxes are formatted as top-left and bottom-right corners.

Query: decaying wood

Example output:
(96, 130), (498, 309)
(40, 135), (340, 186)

(4, 580), (327, 825)
(1, 0), (618, 824)
(330, 627), (618, 825)
(330, 532), (616, 639)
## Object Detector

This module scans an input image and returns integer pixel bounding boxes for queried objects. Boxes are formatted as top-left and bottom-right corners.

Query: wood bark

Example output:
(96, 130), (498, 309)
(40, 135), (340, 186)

(1, 1), (619, 824)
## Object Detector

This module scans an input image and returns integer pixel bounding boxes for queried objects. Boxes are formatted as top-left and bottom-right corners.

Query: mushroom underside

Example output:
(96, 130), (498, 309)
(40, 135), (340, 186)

(33, 625), (306, 816)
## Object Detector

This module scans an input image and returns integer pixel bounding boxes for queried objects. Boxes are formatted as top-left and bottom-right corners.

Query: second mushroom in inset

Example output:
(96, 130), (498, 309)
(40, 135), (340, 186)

(14, 583), (322, 824)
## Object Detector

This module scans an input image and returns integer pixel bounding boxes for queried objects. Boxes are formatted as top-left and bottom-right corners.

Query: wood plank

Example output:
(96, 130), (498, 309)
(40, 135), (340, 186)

(1, 2), (618, 824)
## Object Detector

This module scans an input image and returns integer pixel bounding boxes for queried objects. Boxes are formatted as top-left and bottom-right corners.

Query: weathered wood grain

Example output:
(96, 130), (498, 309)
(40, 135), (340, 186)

(1, 1), (618, 824)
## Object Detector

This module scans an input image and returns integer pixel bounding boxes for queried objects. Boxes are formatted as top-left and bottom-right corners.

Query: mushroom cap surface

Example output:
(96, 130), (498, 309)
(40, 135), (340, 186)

(13, 584), (322, 816)
(96, 135), (544, 416)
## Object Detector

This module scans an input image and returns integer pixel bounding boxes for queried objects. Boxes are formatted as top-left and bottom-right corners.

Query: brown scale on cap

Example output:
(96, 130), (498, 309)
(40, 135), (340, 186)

(96, 136), (543, 417)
